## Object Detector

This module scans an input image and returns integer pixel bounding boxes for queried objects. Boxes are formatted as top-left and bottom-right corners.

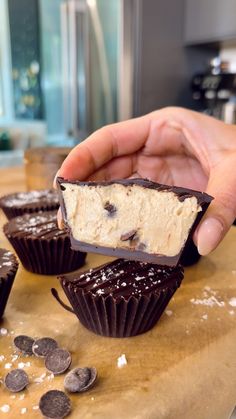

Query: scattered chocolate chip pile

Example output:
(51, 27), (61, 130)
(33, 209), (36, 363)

(4, 334), (97, 418)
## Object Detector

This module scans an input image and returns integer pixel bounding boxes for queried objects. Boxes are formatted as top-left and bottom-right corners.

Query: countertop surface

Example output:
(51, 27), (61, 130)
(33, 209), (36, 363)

(0, 166), (236, 419)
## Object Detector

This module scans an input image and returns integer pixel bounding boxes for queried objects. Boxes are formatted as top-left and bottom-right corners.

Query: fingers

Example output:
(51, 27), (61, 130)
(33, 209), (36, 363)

(194, 154), (236, 255)
(57, 114), (151, 181)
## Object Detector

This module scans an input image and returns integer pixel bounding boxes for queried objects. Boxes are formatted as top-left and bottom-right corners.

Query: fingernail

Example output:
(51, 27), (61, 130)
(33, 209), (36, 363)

(53, 170), (60, 189)
(197, 217), (224, 256)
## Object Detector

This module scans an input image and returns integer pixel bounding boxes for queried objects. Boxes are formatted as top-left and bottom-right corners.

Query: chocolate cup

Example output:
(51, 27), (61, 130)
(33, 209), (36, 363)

(0, 249), (18, 319)
(0, 204), (59, 221)
(180, 239), (201, 267)
(4, 235), (86, 275)
(54, 259), (183, 337)
(0, 190), (59, 220)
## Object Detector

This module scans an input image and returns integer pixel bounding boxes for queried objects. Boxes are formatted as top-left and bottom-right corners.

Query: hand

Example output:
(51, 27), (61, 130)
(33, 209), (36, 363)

(56, 106), (236, 255)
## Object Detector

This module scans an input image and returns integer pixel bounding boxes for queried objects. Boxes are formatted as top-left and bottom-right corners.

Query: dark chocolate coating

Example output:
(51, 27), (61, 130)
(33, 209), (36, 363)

(57, 177), (213, 267)
(0, 189), (59, 220)
(0, 248), (18, 318)
(4, 211), (68, 240)
(57, 258), (184, 337)
(60, 258), (184, 299)
(3, 211), (86, 275)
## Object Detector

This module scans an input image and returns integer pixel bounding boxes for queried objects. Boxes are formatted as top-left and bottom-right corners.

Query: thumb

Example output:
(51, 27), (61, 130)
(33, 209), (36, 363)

(194, 158), (236, 255)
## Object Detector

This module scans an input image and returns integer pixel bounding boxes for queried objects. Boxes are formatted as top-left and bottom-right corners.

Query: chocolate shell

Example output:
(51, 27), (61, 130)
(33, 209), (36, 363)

(0, 248), (18, 318)
(0, 189), (59, 220)
(3, 211), (86, 275)
(54, 258), (184, 337)
(57, 177), (213, 267)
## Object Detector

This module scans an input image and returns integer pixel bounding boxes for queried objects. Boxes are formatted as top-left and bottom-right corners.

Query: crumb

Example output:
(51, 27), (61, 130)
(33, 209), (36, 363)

(0, 405), (10, 413)
(117, 354), (127, 368)
(229, 297), (236, 307)
(5, 363), (12, 369)
(190, 296), (225, 307)
(20, 407), (27, 414)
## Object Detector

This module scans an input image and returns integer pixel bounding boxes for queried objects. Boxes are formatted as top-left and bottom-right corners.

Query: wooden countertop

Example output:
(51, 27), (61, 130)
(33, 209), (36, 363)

(0, 166), (236, 419)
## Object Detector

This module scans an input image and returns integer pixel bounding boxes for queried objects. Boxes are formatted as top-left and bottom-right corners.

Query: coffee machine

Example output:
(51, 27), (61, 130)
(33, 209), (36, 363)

(191, 57), (236, 124)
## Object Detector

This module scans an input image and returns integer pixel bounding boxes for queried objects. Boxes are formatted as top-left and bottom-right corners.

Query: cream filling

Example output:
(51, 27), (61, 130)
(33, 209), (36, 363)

(61, 183), (201, 257)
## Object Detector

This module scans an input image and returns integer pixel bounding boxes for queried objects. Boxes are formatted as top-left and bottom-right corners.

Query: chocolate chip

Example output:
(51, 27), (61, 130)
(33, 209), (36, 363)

(39, 390), (71, 419)
(104, 201), (117, 216)
(136, 242), (146, 251)
(64, 367), (97, 393)
(4, 369), (29, 392)
(60, 185), (66, 191)
(32, 337), (58, 358)
(13, 335), (35, 355)
(120, 230), (137, 241)
(45, 348), (72, 375)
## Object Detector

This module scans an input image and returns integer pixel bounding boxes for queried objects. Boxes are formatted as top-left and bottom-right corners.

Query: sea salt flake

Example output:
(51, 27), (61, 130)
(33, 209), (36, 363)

(33, 373), (46, 383)
(202, 314), (208, 320)
(5, 363), (12, 369)
(20, 407), (27, 414)
(19, 394), (25, 400)
(229, 297), (236, 307)
(190, 296), (225, 307)
(0, 355), (5, 362)
(0, 328), (8, 336)
(121, 282), (126, 287)
(135, 276), (145, 281)
(117, 354), (127, 368)
(17, 361), (30, 369)
(165, 310), (173, 317)
(229, 310), (235, 315)
(0, 405), (10, 413)
(33, 405), (39, 410)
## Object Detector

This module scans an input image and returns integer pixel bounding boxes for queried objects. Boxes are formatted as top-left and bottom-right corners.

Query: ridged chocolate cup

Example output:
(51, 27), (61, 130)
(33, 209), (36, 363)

(3, 212), (86, 275)
(0, 248), (18, 318)
(55, 259), (184, 337)
(0, 190), (59, 220)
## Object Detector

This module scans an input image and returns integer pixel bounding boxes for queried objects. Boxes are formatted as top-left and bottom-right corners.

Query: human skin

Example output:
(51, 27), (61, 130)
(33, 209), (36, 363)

(55, 107), (236, 255)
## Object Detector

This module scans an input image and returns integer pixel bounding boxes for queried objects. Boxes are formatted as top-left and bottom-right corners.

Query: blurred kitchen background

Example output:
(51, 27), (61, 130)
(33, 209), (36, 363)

(1, 0), (236, 167)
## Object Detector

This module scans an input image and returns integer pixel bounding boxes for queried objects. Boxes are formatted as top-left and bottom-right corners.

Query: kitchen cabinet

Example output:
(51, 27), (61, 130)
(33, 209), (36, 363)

(185, 0), (236, 45)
